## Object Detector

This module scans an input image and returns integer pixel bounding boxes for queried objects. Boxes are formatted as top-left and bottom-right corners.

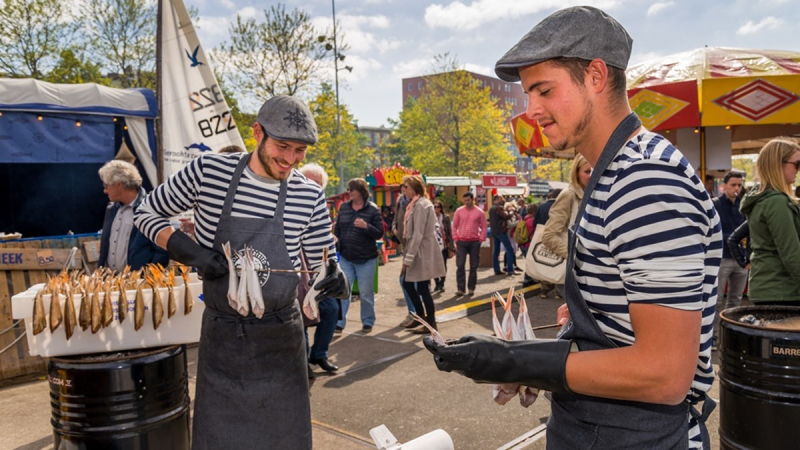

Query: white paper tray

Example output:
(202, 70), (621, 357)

(11, 273), (204, 357)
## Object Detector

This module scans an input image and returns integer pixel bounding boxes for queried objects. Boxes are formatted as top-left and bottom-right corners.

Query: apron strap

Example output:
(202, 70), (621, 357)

(221, 154), (253, 217)
(688, 394), (716, 450)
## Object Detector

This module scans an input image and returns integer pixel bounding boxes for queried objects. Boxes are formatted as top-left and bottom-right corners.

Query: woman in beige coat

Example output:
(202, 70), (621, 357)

(542, 154), (591, 297)
(401, 175), (446, 333)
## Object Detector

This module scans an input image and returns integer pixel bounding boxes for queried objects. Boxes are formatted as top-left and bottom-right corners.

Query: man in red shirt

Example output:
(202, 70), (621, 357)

(452, 192), (488, 296)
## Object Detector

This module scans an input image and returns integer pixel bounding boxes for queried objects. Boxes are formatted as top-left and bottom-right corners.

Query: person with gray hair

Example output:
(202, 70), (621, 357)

(97, 160), (168, 271)
(298, 163), (329, 189)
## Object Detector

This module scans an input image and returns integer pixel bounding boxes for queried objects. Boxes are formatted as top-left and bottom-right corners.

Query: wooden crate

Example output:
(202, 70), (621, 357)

(0, 235), (98, 381)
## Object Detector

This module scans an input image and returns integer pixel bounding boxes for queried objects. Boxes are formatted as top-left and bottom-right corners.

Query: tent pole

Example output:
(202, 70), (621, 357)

(700, 127), (706, 184)
(155, 0), (164, 185)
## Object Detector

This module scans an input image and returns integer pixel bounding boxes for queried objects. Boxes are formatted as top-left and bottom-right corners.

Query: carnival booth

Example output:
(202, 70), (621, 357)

(511, 47), (800, 176)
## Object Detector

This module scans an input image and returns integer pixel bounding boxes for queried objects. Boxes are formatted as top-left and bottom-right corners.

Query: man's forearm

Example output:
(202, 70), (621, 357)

(564, 304), (701, 405)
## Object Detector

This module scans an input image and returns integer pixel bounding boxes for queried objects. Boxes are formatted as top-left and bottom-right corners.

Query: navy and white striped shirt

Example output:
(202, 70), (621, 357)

(574, 131), (721, 449)
(134, 153), (335, 271)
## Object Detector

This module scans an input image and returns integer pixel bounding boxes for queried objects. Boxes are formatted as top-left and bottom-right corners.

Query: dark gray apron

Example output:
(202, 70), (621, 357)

(547, 114), (715, 450)
(192, 154), (310, 449)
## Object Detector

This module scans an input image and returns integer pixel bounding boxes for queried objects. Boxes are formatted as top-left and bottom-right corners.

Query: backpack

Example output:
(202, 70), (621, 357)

(514, 219), (530, 244)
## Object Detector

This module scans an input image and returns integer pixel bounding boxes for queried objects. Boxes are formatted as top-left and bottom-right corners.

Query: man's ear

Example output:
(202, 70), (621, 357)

(252, 122), (264, 142)
(586, 59), (610, 94)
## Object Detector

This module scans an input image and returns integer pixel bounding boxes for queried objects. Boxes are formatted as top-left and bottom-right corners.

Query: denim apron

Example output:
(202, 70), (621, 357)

(192, 154), (309, 449)
(547, 114), (714, 450)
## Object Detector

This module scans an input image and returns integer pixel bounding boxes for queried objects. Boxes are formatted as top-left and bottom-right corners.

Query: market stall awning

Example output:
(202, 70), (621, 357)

(425, 176), (481, 187)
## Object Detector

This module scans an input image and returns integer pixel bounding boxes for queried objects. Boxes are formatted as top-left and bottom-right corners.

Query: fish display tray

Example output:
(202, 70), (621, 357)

(11, 273), (204, 357)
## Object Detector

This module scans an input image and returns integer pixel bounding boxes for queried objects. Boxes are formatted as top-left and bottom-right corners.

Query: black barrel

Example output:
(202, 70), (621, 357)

(719, 306), (800, 450)
(48, 345), (191, 450)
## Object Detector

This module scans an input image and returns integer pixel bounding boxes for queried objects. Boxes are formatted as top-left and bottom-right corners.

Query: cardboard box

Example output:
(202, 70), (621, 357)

(11, 274), (204, 357)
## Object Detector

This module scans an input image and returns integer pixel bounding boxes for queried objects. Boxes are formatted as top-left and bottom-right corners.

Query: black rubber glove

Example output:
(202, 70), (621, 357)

(727, 221), (750, 269)
(423, 334), (574, 394)
(166, 231), (228, 280)
(313, 258), (350, 300)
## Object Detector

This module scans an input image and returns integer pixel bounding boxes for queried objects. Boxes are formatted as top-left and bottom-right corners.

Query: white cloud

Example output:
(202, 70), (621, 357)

(340, 15), (390, 29)
(238, 6), (258, 20)
(392, 58), (436, 79)
(219, 0), (236, 9)
(194, 16), (231, 41)
(629, 51), (666, 66)
(646, 1), (676, 17)
(736, 16), (783, 35)
(463, 63), (494, 77)
(424, 0), (619, 31)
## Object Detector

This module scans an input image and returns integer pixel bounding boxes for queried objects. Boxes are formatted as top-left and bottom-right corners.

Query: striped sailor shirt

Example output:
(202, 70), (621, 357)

(133, 153), (335, 271)
(573, 131), (721, 449)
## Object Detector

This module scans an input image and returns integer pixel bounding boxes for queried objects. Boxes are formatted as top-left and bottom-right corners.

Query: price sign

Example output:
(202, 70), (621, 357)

(37, 250), (55, 266)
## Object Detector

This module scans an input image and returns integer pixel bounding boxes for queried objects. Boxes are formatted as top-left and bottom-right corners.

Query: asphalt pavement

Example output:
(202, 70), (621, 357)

(0, 253), (723, 450)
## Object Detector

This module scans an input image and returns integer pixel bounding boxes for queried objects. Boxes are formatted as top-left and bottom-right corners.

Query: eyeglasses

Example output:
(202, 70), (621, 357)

(784, 160), (800, 170)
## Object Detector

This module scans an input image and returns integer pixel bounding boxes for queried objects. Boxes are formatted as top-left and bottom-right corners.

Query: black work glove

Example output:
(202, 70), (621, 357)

(166, 231), (228, 280)
(313, 258), (350, 300)
(423, 334), (574, 394)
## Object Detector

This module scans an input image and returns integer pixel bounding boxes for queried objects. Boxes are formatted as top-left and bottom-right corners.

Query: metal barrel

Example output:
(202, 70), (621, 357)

(719, 306), (800, 450)
(48, 345), (190, 450)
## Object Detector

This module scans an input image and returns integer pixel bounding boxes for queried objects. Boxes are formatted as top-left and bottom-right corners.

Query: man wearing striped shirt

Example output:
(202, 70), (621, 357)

(134, 96), (348, 449)
(425, 6), (720, 449)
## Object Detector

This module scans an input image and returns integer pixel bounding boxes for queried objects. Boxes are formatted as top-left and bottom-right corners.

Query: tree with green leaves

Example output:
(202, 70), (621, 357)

(80, 0), (156, 89)
(42, 49), (110, 85)
(305, 83), (370, 195)
(395, 54), (514, 177)
(531, 157), (571, 182)
(214, 4), (337, 100)
(0, 0), (78, 78)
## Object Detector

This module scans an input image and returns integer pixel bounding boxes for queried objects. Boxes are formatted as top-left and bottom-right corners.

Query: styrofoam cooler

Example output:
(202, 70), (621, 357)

(11, 273), (204, 357)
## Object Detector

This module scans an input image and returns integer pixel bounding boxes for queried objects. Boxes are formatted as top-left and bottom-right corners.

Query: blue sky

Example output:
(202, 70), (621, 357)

(187, 0), (800, 127)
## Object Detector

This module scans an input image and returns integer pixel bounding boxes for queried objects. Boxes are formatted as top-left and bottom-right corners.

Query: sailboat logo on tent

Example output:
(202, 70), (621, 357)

(185, 45), (204, 67)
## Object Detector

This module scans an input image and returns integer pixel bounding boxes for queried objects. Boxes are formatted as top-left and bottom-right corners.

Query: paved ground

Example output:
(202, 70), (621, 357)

(1, 254), (725, 450)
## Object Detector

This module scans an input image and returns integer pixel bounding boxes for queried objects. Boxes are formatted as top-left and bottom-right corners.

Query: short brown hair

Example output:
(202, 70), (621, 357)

(549, 57), (627, 102)
(347, 178), (370, 201)
(402, 175), (427, 198)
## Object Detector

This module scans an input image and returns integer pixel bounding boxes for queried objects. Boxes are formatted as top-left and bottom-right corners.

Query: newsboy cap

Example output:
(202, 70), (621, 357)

(495, 6), (632, 82)
(257, 95), (318, 145)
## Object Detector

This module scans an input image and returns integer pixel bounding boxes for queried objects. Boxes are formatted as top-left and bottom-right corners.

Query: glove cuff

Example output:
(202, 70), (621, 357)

(471, 338), (575, 394)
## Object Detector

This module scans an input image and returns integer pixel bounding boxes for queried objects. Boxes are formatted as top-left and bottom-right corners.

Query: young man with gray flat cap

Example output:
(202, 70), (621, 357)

(424, 6), (720, 449)
(135, 95), (350, 449)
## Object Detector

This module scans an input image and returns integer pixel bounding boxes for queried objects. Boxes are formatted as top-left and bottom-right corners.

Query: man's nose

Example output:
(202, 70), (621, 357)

(526, 97), (542, 120)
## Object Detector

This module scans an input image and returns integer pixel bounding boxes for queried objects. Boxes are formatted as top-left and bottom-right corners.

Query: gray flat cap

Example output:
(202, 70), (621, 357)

(495, 6), (632, 82)
(257, 95), (318, 145)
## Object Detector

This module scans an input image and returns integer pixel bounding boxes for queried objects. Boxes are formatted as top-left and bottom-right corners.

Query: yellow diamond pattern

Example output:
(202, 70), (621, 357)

(515, 119), (535, 147)
(629, 89), (689, 130)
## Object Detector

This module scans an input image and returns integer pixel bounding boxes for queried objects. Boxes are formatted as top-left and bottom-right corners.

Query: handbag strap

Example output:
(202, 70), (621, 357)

(567, 113), (642, 266)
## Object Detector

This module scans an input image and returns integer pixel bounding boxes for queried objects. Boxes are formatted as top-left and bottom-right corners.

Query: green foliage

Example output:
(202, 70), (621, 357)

(0, 0), (78, 78)
(305, 83), (371, 194)
(531, 157), (571, 182)
(42, 49), (110, 85)
(215, 4), (335, 101)
(731, 155), (756, 183)
(395, 54), (514, 177)
(216, 76), (256, 151)
(80, 0), (156, 89)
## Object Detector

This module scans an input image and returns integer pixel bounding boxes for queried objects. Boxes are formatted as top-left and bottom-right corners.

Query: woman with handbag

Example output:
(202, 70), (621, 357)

(401, 175), (446, 333)
(542, 154), (591, 297)
(433, 199), (455, 292)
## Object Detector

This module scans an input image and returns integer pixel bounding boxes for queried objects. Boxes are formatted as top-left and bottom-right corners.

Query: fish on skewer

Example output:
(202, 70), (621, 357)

(179, 265), (193, 315)
(32, 287), (47, 336)
(166, 267), (177, 318)
(245, 247), (265, 319)
(147, 268), (164, 331)
(222, 242), (240, 312)
(90, 279), (103, 333)
(101, 277), (114, 327)
(79, 278), (91, 331)
(49, 279), (63, 333)
(63, 282), (77, 340)
(302, 248), (328, 321)
(490, 292), (520, 406)
(515, 294), (539, 407)
(235, 248), (250, 317)
(116, 277), (127, 323)
(134, 277), (146, 331)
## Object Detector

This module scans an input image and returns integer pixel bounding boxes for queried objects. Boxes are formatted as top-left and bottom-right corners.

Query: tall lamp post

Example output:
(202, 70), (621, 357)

(330, 0), (353, 193)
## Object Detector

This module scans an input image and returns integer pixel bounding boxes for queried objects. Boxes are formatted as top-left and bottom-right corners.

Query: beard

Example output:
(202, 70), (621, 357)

(256, 137), (292, 180)
(550, 98), (594, 151)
